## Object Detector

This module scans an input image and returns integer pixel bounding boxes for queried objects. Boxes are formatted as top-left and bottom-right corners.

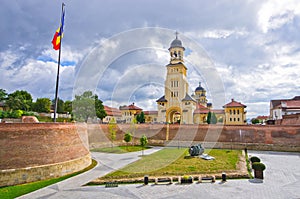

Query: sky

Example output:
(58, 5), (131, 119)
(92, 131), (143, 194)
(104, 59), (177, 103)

(0, 0), (300, 119)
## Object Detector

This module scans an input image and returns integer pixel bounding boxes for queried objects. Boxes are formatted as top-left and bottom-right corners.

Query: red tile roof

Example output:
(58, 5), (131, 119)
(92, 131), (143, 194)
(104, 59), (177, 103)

(223, 99), (246, 108)
(276, 100), (300, 109)
(104, 105), (122, 116)
(256, 115), (269, 120)
(143, 111), (158, 115)
(119, 103), (143, 111)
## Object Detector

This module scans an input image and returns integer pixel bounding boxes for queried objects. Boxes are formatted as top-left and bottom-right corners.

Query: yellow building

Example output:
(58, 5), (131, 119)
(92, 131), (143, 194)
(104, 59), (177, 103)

(144, 111), (158, 123)
(119, 103), (142, 123)
(103, 105), (122, 123)
(223, 99), (247, 125)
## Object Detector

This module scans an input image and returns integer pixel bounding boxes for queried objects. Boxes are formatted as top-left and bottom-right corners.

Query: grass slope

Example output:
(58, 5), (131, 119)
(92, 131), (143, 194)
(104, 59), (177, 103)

(100, 148), (241, 180)
(0, 159), (97, 199)
(90, 146), (151, 154)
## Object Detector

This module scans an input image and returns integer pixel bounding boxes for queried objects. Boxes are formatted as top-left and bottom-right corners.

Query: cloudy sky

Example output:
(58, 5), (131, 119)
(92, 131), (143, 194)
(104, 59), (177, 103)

(1, 0), (300, 119)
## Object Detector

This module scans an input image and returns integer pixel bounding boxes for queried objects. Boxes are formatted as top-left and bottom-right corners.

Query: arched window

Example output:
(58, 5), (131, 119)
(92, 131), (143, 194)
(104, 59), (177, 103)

(237, 110), (240, 114)
(233, 110), (236, 114)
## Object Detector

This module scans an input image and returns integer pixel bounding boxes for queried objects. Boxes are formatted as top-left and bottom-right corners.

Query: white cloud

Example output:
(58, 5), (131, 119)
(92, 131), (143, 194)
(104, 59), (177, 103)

(258, 0), (300, 33)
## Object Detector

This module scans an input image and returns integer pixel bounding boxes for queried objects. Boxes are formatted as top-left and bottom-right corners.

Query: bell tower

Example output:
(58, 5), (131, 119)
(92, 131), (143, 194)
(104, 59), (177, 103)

(169, 31), (185, 64)
(156, 32), (196, 124)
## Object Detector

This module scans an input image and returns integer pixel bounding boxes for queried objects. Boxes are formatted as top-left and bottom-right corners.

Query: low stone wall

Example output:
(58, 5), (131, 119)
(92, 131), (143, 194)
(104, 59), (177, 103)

(87, 124), (300, 152)
(0, 154), (91, 187)
(0, 123), (91, 187)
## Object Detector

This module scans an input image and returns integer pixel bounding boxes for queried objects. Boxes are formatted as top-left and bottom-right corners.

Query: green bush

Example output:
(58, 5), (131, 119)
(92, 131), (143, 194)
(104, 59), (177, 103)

(250, 156), (261, 163)
(252, 162), (266, 171)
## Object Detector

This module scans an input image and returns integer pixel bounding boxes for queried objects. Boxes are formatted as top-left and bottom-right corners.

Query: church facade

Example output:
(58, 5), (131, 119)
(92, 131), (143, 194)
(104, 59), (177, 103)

(155, 34), (247, 125)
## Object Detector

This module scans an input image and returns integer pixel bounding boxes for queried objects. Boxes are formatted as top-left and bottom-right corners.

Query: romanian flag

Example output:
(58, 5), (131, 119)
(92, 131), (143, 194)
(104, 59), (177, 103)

(52, 8), (65, 50)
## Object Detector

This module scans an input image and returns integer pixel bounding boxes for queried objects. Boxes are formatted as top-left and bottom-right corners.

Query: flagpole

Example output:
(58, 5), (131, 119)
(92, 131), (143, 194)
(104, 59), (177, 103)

(53, 3), (65, 122)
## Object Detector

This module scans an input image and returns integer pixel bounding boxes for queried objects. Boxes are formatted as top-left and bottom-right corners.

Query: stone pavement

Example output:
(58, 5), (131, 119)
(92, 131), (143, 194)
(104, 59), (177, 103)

(19, 149), (300, 199)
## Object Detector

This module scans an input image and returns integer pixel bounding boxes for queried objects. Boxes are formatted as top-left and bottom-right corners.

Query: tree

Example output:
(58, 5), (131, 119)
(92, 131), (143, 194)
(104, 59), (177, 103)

(207, 111), (217, 124)
(124, 132), (132, 149)
(0, 89), (7, 102)
(94, 94), (107, 120)
(207, 111), (212, 124)
(64, 100), (72, 114)
(136, 112), (145, 123)
(108, 118), (117, 148)
(251, 118), (260, 124)
(211, 112), (217, 124)
(6, 90), (32, 111)
(52, 98), (65, 113)
(33, 98), (51, 113)
(140, 134), (148, 156)
(130, 117), (137, 145)
(72, 91), (106, 122)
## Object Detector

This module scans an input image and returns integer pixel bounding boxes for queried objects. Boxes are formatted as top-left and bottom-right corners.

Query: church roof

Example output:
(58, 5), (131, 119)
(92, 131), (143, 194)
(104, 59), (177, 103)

(223, 99), (247, 108)
(182, 93), (196, 102)
(168, 33), (185, 50)
(195, 82), (205, 92)
(156, 95), (168, 102)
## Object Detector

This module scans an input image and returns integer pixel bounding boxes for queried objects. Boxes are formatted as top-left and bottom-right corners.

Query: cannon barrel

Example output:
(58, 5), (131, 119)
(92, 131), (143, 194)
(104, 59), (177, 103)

(189, 144), (204, 156)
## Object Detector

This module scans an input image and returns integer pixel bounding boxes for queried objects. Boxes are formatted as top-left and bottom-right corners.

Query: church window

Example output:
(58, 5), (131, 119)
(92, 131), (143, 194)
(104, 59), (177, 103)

(230, 110), (232, 114)
(234, 118), (236, 121)
(237, 110), (240, 114)
(238, 118), (240, 121)
(233, 110), (236, 114)
(230, 118), (232, 121)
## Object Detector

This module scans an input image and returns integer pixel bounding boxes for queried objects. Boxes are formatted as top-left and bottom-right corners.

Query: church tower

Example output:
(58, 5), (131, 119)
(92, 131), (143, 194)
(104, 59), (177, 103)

(192, 82), (208, 106)
(157, 32), (196, 124)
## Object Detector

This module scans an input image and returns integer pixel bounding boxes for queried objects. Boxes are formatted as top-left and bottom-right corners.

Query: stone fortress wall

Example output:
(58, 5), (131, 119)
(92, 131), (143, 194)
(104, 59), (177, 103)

(88, 124), (300, 152)
(0, 123), (91, 187)
(0, 123), (299, 187)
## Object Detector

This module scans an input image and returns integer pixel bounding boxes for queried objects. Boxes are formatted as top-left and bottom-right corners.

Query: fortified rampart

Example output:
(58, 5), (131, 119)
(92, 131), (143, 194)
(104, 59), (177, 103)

(0, 123), (91, 187)
(88, 124), (300, 152)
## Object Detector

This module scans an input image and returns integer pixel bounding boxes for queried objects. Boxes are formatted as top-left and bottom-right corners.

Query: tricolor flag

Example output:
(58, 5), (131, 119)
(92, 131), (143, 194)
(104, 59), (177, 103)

(52, 6), (65, 50)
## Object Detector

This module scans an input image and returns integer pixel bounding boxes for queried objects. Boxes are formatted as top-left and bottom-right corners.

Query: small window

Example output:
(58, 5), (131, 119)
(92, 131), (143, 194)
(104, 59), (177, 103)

(233, 110), (236, 114)
(237, 110), (240, 114)
(230, 118), (232, 121)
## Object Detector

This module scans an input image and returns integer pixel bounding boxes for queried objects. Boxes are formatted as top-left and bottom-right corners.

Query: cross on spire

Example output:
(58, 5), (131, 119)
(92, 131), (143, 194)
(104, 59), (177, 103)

(175, 31), (179, 39)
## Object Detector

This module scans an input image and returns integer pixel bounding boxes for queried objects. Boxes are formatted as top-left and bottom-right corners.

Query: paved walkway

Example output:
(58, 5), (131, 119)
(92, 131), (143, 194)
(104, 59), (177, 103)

(19, 150), (300, 199)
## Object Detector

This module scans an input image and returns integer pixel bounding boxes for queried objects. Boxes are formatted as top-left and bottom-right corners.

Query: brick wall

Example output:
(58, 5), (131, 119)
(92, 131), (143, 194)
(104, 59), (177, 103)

(88, 124), (300, 151)
(0, 123), (91, 187)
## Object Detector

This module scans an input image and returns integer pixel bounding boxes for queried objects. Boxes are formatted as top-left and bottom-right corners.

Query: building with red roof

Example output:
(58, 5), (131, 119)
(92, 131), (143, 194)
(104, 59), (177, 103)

(270, 96), (300, 121)
(222, 99), (247, 125)
(119, 103), (143, 123)
(103, 105), (122, 123)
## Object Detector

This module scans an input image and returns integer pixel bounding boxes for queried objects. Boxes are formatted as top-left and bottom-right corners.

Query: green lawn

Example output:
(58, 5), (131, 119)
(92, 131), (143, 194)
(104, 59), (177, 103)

(100, 148), (241, 180)
(0, 159), (97, 199)
(90, 145), (152, 154)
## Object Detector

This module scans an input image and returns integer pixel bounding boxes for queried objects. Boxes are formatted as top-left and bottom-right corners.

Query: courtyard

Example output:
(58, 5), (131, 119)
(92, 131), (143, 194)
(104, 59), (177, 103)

(18, 149), (300, 199)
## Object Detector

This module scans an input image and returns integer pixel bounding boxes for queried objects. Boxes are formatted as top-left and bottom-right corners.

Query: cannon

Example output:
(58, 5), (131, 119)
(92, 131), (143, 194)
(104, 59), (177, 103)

(189, 144), (204, 156)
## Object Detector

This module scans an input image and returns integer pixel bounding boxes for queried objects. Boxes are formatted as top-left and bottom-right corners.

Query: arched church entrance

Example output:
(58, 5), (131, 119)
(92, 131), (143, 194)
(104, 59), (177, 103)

(167, 108), (181, 124)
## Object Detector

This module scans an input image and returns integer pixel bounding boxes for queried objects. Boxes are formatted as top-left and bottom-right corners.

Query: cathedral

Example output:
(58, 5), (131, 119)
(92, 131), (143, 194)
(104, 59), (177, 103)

(155, 33), (247, 125)
(104, 33), (247, 125)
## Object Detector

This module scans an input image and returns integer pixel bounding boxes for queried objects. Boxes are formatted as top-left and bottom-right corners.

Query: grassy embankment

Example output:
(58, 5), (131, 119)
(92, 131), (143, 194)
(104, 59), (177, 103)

(0, 159), (97, 199)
